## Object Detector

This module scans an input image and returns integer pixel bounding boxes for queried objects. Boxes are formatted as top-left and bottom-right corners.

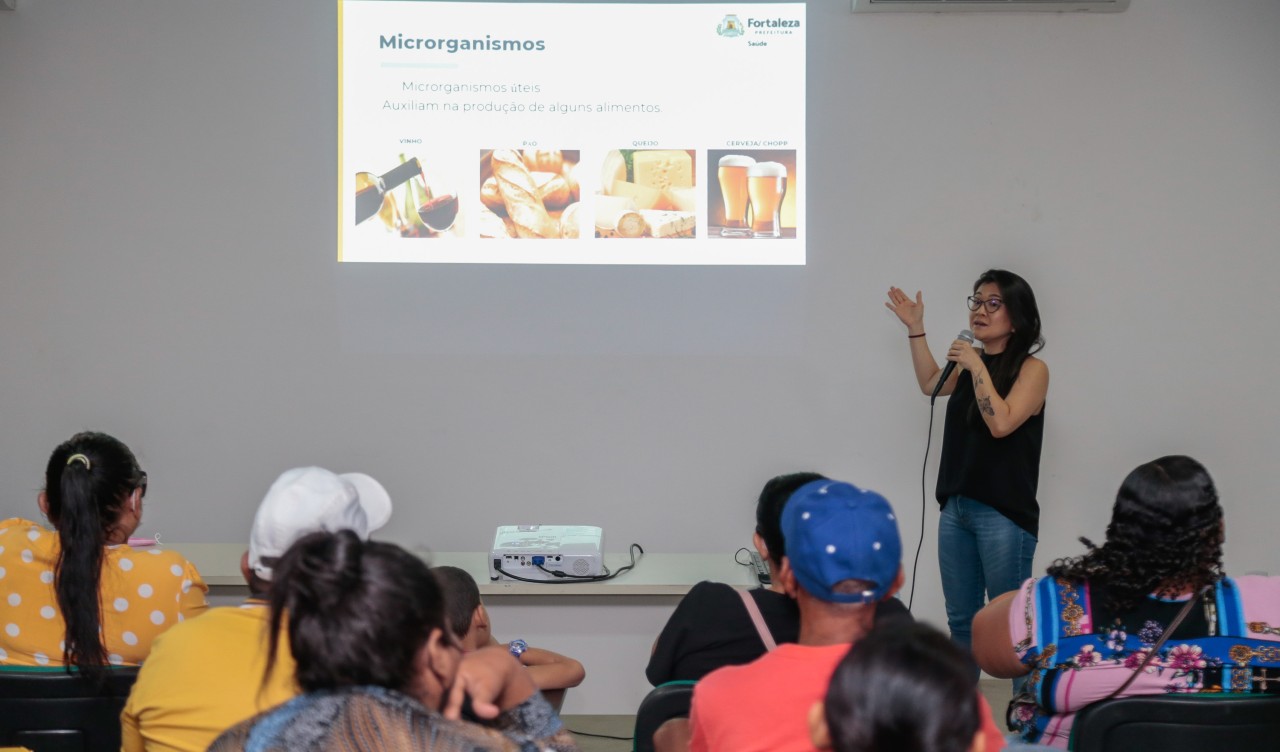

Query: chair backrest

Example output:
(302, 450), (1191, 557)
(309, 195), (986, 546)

(633, 681), (696, 752)
(0, 668), (140, 752)
(1071, 694), (1280, 751)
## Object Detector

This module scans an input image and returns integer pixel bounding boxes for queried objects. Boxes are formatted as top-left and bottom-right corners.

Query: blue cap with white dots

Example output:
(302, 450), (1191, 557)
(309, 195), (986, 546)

(780, 480), (902, 604)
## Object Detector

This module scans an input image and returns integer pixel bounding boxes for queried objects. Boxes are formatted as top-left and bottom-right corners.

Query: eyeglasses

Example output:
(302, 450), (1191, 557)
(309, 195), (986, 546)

(966, 296), (1003, 314)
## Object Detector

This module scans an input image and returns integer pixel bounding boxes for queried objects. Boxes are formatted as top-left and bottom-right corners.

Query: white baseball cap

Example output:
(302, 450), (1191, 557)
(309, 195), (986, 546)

(248, 466), (393, 581)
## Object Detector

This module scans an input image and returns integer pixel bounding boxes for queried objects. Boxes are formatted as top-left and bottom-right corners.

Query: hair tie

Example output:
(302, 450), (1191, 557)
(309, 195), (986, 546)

(66, 454), (92, 470)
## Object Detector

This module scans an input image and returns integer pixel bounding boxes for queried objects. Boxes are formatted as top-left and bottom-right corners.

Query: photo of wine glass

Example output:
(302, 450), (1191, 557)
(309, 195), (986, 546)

(418, 190), (460, 233)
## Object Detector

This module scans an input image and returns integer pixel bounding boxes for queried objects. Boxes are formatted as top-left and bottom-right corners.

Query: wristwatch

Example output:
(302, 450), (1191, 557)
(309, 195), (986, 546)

(508, 639), (528, 658)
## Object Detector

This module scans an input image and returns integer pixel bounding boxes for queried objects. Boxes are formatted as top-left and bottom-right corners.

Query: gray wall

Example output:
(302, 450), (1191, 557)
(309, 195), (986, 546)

(2, 0), (1278, 691)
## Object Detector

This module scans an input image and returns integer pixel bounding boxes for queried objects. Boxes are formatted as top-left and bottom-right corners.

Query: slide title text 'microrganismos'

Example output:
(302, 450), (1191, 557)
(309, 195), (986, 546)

(379, 34), (545, 52)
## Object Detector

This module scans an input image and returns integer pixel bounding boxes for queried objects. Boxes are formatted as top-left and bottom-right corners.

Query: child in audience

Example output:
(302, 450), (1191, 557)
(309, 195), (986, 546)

(0, 431), (206, 678)
(810, 622), (987, 752)
(434, 565), (586, 711)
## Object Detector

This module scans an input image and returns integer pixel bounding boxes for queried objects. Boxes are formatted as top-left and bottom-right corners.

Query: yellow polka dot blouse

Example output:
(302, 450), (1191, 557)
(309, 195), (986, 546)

(0, 518), (208, 667)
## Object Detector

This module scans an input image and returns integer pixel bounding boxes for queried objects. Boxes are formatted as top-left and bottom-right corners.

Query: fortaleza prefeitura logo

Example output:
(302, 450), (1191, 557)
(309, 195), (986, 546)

(716, 15), (744, 37)
(717, 12), (801, 39)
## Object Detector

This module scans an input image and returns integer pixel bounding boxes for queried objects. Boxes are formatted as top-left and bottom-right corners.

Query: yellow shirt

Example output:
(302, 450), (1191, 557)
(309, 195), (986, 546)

(0, 518), (207, 667)
(121, 602), (298, 752)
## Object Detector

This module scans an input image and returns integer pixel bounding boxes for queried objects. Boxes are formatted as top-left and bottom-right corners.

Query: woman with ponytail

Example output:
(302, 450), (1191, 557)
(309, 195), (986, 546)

(0, 431), (207, 675)
(210, 530), (580, 752)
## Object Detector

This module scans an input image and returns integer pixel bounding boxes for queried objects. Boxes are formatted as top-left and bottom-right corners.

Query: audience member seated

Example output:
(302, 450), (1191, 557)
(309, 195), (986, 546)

(0, 431), (206, 677)
(973, 455), (1280, 748)
(809, 621), (992, 752)
(120, 466), (393, 752)
(209, 530), (580, 751)
(685, 479), (1001, 752)
(434, 564), (585, 711)
(647, 472), (910, 687)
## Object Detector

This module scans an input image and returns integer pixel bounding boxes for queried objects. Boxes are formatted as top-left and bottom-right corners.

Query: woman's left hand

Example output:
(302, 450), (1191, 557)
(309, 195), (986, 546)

(947, 337), (983, 374)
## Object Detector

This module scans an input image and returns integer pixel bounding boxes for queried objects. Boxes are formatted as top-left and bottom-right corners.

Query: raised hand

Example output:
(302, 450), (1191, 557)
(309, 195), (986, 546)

(885, 286), (925, 333)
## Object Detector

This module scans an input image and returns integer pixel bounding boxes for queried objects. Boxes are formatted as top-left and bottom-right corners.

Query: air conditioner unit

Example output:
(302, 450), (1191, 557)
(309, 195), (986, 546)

(853, 0), (1129, 11)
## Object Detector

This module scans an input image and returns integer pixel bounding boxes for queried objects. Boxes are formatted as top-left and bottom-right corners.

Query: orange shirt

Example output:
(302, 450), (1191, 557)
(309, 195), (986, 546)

(0, 518), (207, 667)
(689, 642), (1006, 752)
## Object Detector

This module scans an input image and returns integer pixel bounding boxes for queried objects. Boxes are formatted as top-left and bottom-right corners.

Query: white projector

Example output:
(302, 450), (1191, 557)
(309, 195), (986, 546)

(488, 525), (604, 581)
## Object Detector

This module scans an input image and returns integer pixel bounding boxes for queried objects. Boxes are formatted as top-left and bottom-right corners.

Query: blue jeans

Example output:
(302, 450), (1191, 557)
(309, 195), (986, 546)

(938, 495), (1036, 681)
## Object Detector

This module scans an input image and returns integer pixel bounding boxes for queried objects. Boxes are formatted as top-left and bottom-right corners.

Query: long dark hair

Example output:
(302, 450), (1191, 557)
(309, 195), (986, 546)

(43, 432), (147, 680)
(755, 472), (826, 569)
(824, 622), (980, 752)
(265, 530), (446, 695)
(1047, 455), (1224, 614)
(969, 270), (1043, 422)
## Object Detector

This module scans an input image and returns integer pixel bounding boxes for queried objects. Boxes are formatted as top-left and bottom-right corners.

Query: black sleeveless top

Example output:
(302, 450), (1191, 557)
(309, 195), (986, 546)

(936, 352), (1044, 536)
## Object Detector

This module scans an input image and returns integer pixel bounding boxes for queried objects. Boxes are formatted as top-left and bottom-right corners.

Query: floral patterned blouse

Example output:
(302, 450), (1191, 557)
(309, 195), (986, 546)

(1007, 574), (1280, 748)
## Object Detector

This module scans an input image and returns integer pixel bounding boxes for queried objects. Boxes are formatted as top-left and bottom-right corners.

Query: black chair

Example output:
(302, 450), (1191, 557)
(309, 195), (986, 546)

(633, 680), (695, 752)
(1070, 693), (1280, 751)
(0, 668), (140, 752)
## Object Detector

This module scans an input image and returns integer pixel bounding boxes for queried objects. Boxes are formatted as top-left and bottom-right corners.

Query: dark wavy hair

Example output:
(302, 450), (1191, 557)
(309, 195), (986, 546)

(43, 431), (147, 681)
(968, 269), (1043, 422)
(755, 471), (827, 568)
(265, 530), (446, 694)
(824, 622), (980, 752)
(1047, 455), (1224, 614)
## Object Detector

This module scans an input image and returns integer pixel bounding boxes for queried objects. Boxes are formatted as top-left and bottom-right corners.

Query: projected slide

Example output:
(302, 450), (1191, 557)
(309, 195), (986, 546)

(339, 1), (805, 265)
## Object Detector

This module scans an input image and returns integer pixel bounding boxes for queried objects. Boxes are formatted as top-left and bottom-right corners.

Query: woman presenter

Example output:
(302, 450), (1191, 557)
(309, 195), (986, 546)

(884, 269), (1048, 663)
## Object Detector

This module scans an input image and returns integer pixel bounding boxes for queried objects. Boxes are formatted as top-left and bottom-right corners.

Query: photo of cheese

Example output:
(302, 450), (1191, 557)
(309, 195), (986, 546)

(638, 210), (696, 238)
(633, 150), (693, 192)
(595, 148), (697, 239)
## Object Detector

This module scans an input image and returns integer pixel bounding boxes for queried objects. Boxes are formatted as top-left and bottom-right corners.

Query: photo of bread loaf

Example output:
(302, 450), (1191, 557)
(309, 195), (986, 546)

(479, 149), (581, 239)
(595, 149), (697, 239)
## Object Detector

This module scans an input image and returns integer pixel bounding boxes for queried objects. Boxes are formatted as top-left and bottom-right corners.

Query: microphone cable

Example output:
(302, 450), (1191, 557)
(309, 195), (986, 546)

(908, 402), (938, 612)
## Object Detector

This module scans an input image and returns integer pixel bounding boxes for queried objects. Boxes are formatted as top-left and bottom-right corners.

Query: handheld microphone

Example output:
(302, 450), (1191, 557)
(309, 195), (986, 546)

(930, 329), (974, 404)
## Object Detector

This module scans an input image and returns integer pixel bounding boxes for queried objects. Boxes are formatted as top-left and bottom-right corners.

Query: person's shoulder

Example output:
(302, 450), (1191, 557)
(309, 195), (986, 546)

(675, 580), (739, 612)
(698, 658), (750, 687)
(347, 685), (429, 714)
(150, 605), (247, 643)
(114, 546), (200, 577)
(1022, 354), (1049, 375)
(688, 580), (736, 597)
(0, 518), (51, 544)
(0, 517), (41, 533)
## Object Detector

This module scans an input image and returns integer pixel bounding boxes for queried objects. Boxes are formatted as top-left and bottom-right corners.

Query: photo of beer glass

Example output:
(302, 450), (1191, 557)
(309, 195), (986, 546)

(717, 154), (755, 237)
(747, 162), (787, 238)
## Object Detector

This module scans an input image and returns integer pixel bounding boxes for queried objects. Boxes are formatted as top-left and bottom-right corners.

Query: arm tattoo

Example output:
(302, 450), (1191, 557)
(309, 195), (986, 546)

(976, 374), (985, 386)
(977, 396), (995, 417)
